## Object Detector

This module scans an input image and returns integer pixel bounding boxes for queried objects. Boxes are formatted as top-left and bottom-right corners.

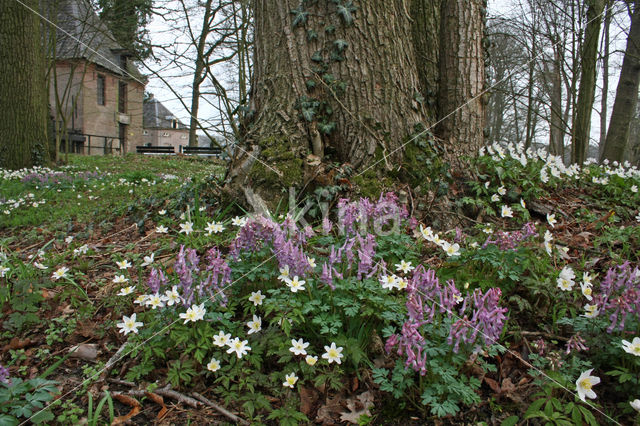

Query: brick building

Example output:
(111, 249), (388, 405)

(48, 0), (145, 155)
(142, 95), (190, 151)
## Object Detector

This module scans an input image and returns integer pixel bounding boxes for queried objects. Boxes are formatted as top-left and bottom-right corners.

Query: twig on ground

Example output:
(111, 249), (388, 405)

(107, 378), (136, 387)
(154, 386), (200, 408)
(508, 330), (568, 342)
(98, 339), (130, 383)
(192, 392), (250, 425)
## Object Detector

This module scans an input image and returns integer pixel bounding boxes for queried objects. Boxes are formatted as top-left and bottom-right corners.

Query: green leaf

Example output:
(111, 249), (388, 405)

(500, 415), (519, 426)
(0, 414), (19, 426)
(336, 2), (357, 25)
(333, 39), (348, 53)
(291, 7), (309, 27)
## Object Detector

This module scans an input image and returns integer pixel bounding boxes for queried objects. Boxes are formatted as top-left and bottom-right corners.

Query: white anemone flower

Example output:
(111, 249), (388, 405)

(576, 369), (600, 402)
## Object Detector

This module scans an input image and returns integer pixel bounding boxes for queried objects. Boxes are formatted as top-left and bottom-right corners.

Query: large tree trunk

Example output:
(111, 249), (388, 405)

(411, 0), (441, 120)
(0, 0), (50, 170)
(436, 0), (485, 158)
(571, 0), (604, 165)
(226, 0), (432, 206)
(600, 1), (640, 163)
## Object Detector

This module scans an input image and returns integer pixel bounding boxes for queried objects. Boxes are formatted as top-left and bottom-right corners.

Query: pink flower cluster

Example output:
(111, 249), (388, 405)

(593, 262), (640, 333)
(482, 222), (537, 250)
(385, 266), (508, 375)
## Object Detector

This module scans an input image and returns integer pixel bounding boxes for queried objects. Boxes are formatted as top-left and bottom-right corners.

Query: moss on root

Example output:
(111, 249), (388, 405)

(251, 136), (305, 188)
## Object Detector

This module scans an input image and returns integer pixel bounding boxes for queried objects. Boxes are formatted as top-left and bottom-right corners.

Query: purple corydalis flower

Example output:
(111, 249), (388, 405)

(0, 364), (9, 384)
(175, 245), (199, 305)
(147, 267), (168, 294)
(356, 233), (377, 279)
(565, 333), (589, 355)
(203, 247), (232, 306)
(592, 262), (640, 333)
(230, 215), (311, 277)
(322, 217), (333, 235)
(482, 222), (537, 250)
(337, 192), (409, 236)
(320, 262), (336, 290)
(386, 267), (508, 374)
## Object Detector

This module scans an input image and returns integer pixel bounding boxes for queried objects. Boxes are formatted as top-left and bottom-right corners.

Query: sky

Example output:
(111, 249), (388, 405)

(144, 1), (630, 147)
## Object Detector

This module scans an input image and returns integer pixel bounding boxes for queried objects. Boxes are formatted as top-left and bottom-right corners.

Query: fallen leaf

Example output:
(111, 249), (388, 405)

(299, 386), (319, 418)
(69, 344), (99, 361)
(1, 338), (32, 354)
(145, 392), (168, 420)
(111, 394), (141, 425)
(501, 378), (516, 393)
(339, 391), (374, 424)
(316, 394), (343, 424)
(484, 377), (501, 394)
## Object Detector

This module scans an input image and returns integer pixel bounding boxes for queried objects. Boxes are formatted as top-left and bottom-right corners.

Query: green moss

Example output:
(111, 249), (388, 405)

(251, 136), (305, 188)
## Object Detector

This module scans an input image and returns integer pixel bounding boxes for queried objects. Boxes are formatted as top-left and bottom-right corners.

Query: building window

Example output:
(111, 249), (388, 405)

(162, 132), (170, 137)
(118, 82), (127, 113)
(97, 75), (105, 105)
(180, 135), (187, 139)
(143, 130), (149, 135)
(171, 119), (178, 129)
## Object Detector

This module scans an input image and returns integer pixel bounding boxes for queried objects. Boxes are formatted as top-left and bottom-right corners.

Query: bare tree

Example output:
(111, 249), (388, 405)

(601, 0), (640, 163)
(572, 0), (604, 165)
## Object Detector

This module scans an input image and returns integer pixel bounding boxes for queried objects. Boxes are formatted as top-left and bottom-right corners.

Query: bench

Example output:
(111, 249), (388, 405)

(181, 146), (223, 157)
(136, 145), (175, 155)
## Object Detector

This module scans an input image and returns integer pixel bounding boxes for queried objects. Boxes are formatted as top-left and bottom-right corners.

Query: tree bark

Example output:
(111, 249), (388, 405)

(436, 0), (485, 158)
(226, 0), (431, 205)
(598, 0), (611, 158)
(601, 1), (640, 163)
(571, 0), (604, 165)
(549, 45), (564, 157)
(0, 0), (50, 169)
(411, 0), (441, 120)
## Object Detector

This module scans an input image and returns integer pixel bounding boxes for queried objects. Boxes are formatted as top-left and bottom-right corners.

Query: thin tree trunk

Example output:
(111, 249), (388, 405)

(524, 26), (537, 151)
(549, 45), (564, 157)
(437, 0), (485, 158)
(572, 0), (604, 165)
(601, 1), (640, 163)
(598, 0), (611, 158)
(0, 0), (50, 169)
(188, 0), (214, 147)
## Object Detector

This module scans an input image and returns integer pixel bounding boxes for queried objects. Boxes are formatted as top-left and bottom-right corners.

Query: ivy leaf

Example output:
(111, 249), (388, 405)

(333, 39), (348, 53)
(291, 7), (309, 27)
(301, 107), (315, 122)
(311, 51), (324, 63)
(336, 2), (357, 25)
(307, 29), (318, 42)
(318, 122), (336, 135)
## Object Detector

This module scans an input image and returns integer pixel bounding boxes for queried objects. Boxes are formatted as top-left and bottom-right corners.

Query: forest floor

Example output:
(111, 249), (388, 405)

(0, 152), (639, 425)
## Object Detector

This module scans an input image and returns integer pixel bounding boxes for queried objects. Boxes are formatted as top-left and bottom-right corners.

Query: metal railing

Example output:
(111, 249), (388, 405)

(56, 132), (122, 155)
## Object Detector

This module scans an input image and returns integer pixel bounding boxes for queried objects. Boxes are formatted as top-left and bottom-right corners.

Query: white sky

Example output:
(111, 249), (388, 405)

(145, 1), (630, 147)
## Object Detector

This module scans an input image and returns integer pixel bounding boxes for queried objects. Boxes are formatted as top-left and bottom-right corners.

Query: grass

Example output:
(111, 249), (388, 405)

(1, 149), (639, 425)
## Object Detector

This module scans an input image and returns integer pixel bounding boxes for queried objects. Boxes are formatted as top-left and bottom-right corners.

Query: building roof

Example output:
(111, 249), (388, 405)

(143, 96), (189, 130)
(47, 0), (145, 82)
